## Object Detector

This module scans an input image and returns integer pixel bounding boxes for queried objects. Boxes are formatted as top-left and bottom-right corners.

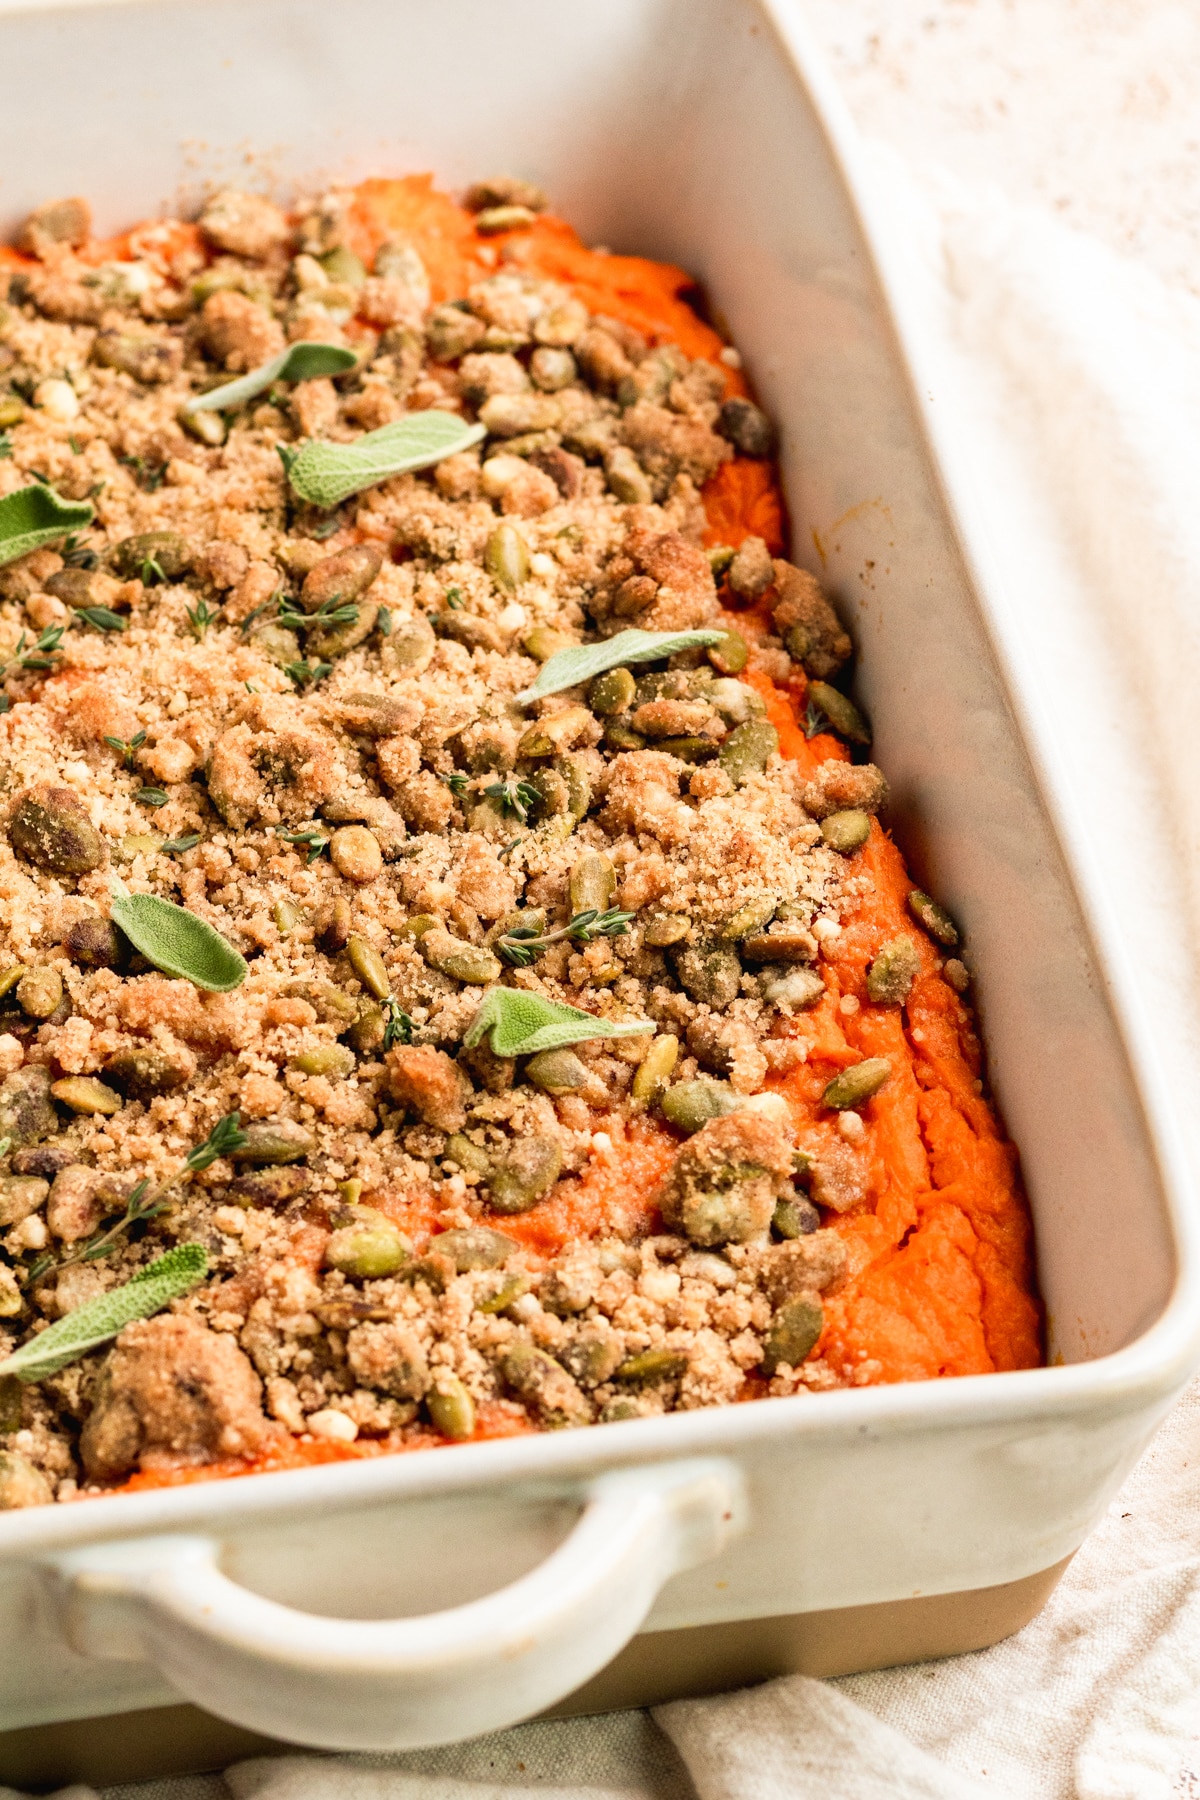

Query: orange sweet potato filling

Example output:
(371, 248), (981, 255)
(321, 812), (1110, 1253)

(108, 177), (1038, 1496)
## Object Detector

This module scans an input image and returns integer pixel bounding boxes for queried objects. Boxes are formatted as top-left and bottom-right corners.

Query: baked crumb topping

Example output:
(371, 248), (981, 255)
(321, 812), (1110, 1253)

(0, 178), (1039, 1506)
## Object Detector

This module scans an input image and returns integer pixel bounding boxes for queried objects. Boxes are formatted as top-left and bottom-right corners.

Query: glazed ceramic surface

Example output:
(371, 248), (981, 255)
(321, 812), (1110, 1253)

(0, 0), (1196, 1751)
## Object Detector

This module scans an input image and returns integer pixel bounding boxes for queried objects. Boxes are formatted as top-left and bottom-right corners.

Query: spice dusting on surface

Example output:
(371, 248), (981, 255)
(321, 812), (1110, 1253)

(0, 175), (1040, 1507)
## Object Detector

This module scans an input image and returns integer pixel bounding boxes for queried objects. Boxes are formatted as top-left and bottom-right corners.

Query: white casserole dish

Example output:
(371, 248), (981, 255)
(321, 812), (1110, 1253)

(0, 0), (1199, 1775)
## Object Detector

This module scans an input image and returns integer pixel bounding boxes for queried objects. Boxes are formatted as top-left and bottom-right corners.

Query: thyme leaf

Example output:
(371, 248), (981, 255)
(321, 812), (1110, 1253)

(496, 907), (636, 968)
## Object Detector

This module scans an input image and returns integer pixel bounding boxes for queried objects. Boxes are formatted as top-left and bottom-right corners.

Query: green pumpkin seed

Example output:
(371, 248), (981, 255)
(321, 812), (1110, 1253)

(772, 1195), (820, 1239)
(526, 1048), (590, 1094)
(432, 1224), (516, 1269)
(50, 1076), (121, 1116)
(820, 810), (871, 854)
(631, 1033), (680, 1106)
(644, 915), (690, 948)
(908, 890), (960, 948)
(615, 1347), (688, 1385)
(388, 612), (436, 670)
(10, 787), (104, 875)
(603, 719), (647, 752)
(707, 630), (748, 676)
(658, 735), (718, 764)
(673, 942), (742, 1009)
(487, 1135), (562, 1214)
(420, 930), (502, 986)
(588, 666), (636, 716)
(442, 1136), (494, 1179)
(347, 935), (391, 1000)
(721, 895), (777, 941)
(0, 966), (25, 1002)
(719, 719), (778, 784)
(16, 966), (62, 1019)
(476, 1271), (530, 1314)
(569, 850), (616, 916)
(807, 681), (870, 746)
(485, 522), (530, 592)
(273, 898), (300, 936)
(427, 1377), (476, 1441)
(823, 1058), (892, 1110)
(324, 1210), (410, 1278)
(661, 1080), (740, 1134)
(762, 1296), (823, 1373)
(0, 397), (25, 430)
(523, 624), (575, 662)
(110, 531), (192, 581)
(230, 1122), (315, 1165)
(289, 1043), (356, 1078)
(866, 936), (921, 1005)
(347, 1002), (385, 1055)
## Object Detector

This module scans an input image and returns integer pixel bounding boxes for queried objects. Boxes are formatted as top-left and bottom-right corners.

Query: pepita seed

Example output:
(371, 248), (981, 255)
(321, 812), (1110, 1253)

(50, 1076), (121, 1117)
(603, 719), (647, 752)
(230, 1122), (315, 1165)
(517, 705), (592, 758)
(324, 1211), (410, 1279)
(485, 522), (530, 592)
(772, 1195), (821, 1239)
(290, 1043), (356, 1078)
(476, 1271), (530, 1314)
(0, 966), (25, 1002)
(433, 1224), (516, 1269)
(16, 966), (62, 1019)
(420, 929), (502, 986)
(487, 1135), (562, 1214)
(673, 942), (742, 1009)
(615, 1348), (688, 1385)
(660, 1080), (740, 1134)
(588, 666), (636, 716)
(719, 719), (778, 785)
(866, 936), (921, 1005)
(644, 915), (690, 948)
(442, 1135), (494, 1178)
(707, 630), (748, 675)
(908, 889), (960, 948)
(761, 1296), (823, 1373)
(569, 850), (616, 916)
(427, 1377), (476, 1441)
(273, 898), (300, 936)
(820, 810), (871, 854)
(631, 1034), (679, 1105)
(347, 935), (391, 1000)
(10, 786), (105, 875)
(721, 895), (777, 941)
(807, 681), (871, 745)
(526, 1048), (590, 1094)
(347, 1003), (385, 1055)
(523, 625), (574, 662)
(823, 1058), (892, 1111)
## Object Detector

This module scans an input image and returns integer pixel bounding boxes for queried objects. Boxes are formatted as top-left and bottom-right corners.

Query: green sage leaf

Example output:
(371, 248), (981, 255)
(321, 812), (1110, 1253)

(184, 341), (359, 415)
(0, 1243), (208, 1382)
(0, 483), (94, 571)
(282, 413), (486, 508)
(110, 891), (247, 992)
(514, 628), (726, 704)
(464, 987), (652, 1058)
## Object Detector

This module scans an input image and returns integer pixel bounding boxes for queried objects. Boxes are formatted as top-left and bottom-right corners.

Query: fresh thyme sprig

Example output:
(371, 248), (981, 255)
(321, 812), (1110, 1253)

(802, 698), (827, 740)
(24, 1113), (249, 1287)
(102, 728), (146, 769)
(496, 907), (636, 967)
(382, 996), (415, 1049)
(276, 825), (330, 864)
(276, 594), (359, 633)
(444, 772), (469, 797)
(161, 832), (201, 854)
(0, 625), (65, 680)
(135, 786), (169, 808)
(185, 597), (217, 641)
(483, 775), (541, 824)
(285, 658), (333, 690)
(77, 605), (125, 634)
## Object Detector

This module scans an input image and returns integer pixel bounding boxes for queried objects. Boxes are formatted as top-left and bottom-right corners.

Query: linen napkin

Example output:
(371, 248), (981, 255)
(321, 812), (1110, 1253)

(9, 136), (1200, 1800)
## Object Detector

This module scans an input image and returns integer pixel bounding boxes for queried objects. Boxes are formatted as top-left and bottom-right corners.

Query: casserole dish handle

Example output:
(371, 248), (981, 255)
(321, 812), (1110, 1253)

(42, 1457), (743, 1751)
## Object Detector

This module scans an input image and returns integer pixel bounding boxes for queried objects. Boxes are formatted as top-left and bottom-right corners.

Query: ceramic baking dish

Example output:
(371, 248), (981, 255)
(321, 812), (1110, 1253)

(1, 0), (1199, 1783)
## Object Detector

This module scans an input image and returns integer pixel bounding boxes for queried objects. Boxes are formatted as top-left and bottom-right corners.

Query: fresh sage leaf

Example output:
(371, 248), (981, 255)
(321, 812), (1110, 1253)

(280, 413), (486, 508)
(464, 987), (652, 1058)
(514, 627), (726, 704)
(184, 341), (359, 415)
(0, 483), (93, 571)
(110, 889), (247, 992)
(0, 1243), (208, 1382)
